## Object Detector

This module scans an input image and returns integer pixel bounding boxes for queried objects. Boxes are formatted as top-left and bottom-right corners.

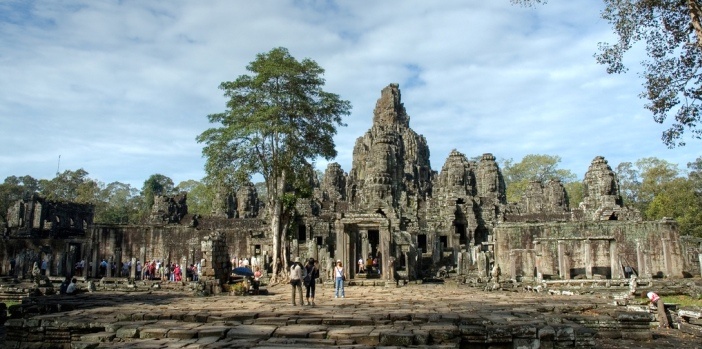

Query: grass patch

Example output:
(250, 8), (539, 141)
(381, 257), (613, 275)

(662, 295), (702, 307)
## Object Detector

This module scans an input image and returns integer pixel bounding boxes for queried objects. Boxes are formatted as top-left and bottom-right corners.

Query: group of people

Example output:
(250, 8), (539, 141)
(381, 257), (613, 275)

(290, 257), (348, 305)
(357, 254), (381, 275)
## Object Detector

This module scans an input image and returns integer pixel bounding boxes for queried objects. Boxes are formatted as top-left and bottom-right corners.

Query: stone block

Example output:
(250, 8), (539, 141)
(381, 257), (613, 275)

(272, 324), (326, 338)
(620, 330), (652, 340)
(115, 327), (139, 339)
(168, 328), (198, 339)
(225, 324), (276, 339)
(552, 325), (574, 341)
(486, 325), (512, 343)
(140, 327), (169, 339)
(513, 338), (540, 349)
(379, 330), (414, 346)
(197, 325), (229, 338)
(79, 331), (116, 343)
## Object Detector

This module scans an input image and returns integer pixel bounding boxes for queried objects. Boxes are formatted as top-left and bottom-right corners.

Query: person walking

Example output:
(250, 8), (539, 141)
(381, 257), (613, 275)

(304, 258), (320, 306)
(290, 257), (304, 306)
(334, 260), (346, 298)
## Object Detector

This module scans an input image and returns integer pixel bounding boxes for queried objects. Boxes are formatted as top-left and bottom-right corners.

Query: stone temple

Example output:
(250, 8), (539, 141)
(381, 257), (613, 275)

(2, 83), (701, 289)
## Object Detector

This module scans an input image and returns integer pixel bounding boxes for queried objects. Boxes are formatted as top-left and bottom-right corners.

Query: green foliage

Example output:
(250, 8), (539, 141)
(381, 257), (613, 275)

(197, 47), (350, 279)
(95, 182), (141, 224)
(501, 154), (577, 203)
(0, 175), (39, 221)
(563, 181), (583, 209)
(646, 177), (702, 237)
(513, 0), (702, 147)
(175, 179), (213, 216)
(141, 174), (175, 214)
(39, 169), (99, 204)
(197, 47), (351, 196)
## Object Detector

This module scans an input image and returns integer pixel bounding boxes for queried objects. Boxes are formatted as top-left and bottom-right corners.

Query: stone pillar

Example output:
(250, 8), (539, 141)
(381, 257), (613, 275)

(334, 219), (349, 274)
(106, 258), (112, 277)
(636, 239), (644, 277)
(360, 229), (369, 262)
(609, 240), (622, 279)
(509, 250), (517, 281)
(130, 257), (136, 279)
(661, 238), (670, 278)
(557, 241), (568, 280)
(114, 248), (122, 278)
(584, 240), (593, 279)
(139, 247), (146, 280)
(380, 227), (391, 281)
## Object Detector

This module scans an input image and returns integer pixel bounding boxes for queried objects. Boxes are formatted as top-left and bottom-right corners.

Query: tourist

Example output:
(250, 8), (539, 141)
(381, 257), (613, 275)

(252, 266), (262, 295)
(334, 260), (346, 298)
(358, 256), (365, 273)
(66, 278), (78, 295)
(372, 256), (379, 274)
(643, 291), (670, 328)
(304, 258), (320, 306)
(136, 260), (142, 279)
(59, 276), (70, 294)
(163, 263), (170, 281)
(290, 257), (304, 306)
(174, 264), (182, 282)
(366, 255), (373, 273)
(100, 259), (108, 277)
(40, 258), (48, 276)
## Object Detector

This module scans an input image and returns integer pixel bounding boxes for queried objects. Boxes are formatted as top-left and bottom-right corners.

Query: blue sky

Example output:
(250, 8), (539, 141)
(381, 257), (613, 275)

(0, 0), (697, 189)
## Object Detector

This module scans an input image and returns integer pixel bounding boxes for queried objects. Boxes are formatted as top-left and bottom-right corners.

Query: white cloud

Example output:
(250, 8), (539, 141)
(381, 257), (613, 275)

(0, 0), (696, 190)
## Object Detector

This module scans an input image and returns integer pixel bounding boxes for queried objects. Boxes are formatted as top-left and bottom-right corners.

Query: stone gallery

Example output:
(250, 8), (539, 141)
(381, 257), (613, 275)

(2, 84), (701, 287)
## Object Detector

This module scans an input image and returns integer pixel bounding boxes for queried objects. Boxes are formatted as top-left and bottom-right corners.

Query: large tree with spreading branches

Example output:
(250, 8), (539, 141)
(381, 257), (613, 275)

(197, 47), (351, 283)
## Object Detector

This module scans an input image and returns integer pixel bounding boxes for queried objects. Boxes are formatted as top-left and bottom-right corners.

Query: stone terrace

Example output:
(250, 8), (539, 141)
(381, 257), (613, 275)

(4, 283), (701, 349)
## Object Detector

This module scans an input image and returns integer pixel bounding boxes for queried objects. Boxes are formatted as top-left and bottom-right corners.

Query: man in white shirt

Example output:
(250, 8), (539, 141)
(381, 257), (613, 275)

(66, 278), (78, 295)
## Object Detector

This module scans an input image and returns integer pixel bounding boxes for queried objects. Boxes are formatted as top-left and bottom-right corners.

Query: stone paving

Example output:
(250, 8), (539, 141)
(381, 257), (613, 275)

(5, 282), (702, 348)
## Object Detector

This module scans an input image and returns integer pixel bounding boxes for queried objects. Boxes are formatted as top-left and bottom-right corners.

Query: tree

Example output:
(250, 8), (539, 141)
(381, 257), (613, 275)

(615, 161), (642, 208)
(175, 180), (213, 216)
(94, 181), (141, 224)
(512, 0), (702, 147)
(39, 169), (100, 204)
(141, 174), (175, 216)
(646, 177), (702, 237)
(500, 154), (577, 203)
(197, 47), (351, 283)
(0, 175), (39, 222)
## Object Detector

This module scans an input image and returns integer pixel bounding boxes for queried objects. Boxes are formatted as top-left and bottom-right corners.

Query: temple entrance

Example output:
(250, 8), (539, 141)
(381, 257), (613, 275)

(368, 230), (379, 258)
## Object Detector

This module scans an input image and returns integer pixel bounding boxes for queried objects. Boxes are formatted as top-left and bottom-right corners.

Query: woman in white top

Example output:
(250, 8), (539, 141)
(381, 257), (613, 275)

(334, 260), (346, 298)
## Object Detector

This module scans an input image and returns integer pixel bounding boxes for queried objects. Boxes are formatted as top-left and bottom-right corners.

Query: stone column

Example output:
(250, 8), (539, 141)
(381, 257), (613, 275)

(557, 240), (568, 280)
(584, 239), (593, 279)
(108, 258), (114, 277)
(698, 254), (702, 278)
(609, 240), (622, 279)
(130, 257), (136, 279)
(661, 238), (670, 278)
(139, 247), (146, 280)
(636, 239), (644, 277)
(360, 229), (369, 262)
(380, 227), (391, 281)
(509, 250), (517, 281)
(114, 248), (122, 278)
(334, 219), (349, 274)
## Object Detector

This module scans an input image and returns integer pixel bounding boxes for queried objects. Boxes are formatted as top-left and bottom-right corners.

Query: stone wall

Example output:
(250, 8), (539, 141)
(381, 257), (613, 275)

(493, 220), (686, 281)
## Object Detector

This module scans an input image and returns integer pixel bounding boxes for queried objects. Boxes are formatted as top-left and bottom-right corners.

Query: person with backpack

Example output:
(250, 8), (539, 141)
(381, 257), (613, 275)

(304, 258), (320, 306)
(290, 257), (304, 306)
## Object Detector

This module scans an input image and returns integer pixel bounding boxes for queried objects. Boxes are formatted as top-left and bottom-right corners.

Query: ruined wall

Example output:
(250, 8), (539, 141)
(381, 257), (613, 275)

(493, 220), (686, 281)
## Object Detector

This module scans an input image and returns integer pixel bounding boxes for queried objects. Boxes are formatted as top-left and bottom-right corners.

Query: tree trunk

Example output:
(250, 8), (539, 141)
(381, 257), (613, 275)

(269, 198), (282, 284)
(268, 169), (288, 284)
(688, 0), (702, 48)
